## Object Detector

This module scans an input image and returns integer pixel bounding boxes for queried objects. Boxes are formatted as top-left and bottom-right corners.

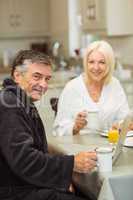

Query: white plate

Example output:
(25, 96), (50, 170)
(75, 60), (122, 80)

(80, 129), (109, 136)
(124, 137), (133, 147)
(100, 130), (133, 138)
(80, 128), (100, 135)
(100, 130), (108, 137)
(126, 130), (133, 137)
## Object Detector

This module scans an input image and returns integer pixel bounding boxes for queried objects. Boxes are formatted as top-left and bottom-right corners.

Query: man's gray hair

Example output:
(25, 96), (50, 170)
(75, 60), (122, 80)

(11, 50), (52, 76)
(15, 59), (32, 74)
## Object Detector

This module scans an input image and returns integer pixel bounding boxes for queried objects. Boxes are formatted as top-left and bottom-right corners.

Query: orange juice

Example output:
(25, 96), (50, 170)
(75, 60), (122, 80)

(108, 129), (119, 144)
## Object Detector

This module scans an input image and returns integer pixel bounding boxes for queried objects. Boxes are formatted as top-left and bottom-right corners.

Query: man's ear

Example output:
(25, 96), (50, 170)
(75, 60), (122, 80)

(13, 70), (22, 83)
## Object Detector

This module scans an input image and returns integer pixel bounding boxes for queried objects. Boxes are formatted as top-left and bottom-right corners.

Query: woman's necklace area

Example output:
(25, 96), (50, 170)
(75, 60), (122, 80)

(84, 77), (103, 102)
(88, 86), (101, 102)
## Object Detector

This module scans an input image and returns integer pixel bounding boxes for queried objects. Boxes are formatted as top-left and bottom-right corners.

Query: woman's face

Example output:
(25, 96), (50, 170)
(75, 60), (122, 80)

(87, 50), (108, 82)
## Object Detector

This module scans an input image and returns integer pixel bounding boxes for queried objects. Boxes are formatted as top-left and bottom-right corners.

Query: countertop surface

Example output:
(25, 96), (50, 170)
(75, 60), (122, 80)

(47, 134), (133, 200)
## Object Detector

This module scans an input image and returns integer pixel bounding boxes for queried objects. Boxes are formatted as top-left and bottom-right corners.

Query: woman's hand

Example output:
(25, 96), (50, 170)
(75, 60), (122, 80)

(112, 120), (133, 132)
(128, 122), (133, 130)
(73, 111), (87, 135)
(111, 122), (120, 130)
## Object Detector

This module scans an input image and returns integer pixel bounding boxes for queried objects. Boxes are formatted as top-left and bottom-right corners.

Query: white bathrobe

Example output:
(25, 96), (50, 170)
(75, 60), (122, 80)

(53, 74), (129, 136)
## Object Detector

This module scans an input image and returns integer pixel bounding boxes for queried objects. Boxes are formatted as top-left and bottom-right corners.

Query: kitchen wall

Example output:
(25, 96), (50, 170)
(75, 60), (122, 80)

(0, 0), (133, 67)
(102, 36), (133, 66)
(0, 0), (69, 68)
(0, 37), (50, 67)
(0, 0), (50, 68)
(49, 0), (69, 57)
(80, 34), (133, 66)
(49, 0), (133, 66)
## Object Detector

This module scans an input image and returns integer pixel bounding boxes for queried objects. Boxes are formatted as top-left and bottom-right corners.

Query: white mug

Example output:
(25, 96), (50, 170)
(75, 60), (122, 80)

(96, 147), (113, 172)
(86, 111), (101, 132)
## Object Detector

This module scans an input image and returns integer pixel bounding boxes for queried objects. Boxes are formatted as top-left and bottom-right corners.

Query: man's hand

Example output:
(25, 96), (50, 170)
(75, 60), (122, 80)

(69, 183), (75, 193)
(73, 111), (87, 135)
(74, 151), (97, 173)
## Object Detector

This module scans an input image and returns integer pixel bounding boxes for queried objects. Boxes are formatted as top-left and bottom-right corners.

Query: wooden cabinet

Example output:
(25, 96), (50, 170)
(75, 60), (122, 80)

(0, 0), (49, 38)
(80, 0), (133, 36)
(80, 0), (106, 32)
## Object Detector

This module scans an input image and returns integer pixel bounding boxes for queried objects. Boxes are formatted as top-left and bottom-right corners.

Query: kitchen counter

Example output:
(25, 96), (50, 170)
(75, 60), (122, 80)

(47, 134), (133, 200)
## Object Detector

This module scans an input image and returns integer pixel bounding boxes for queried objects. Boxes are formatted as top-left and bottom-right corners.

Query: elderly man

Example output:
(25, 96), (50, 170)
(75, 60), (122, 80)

(0, 50), (97, 200)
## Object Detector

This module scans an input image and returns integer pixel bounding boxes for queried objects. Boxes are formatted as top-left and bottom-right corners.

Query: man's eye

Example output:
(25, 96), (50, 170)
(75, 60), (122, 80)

(45, 77), (50, 82)
(99, 61), (105, 64)
(33, 75), (41, 80)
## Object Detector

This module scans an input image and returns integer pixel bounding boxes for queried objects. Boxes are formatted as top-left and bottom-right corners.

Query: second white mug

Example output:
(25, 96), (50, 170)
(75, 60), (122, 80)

(96, 146), (113, 173)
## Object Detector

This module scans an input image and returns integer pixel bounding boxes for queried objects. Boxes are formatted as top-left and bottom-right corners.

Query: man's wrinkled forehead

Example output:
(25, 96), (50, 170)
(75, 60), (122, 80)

(28, 62), (52, 77)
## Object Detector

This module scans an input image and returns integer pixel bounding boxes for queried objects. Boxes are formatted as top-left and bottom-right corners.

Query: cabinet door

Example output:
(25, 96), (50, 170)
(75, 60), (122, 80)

(80, 0), (133, 36)
(0, 0), (16, 37)
(14, 0), (49, 37)
(80, 0), (106, 32)
(106, 0), (133, 36)
(0, 0), (49, 38)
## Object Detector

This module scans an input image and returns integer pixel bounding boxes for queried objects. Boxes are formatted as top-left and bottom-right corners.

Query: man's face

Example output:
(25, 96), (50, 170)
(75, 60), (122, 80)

(14, 63), (52, 101)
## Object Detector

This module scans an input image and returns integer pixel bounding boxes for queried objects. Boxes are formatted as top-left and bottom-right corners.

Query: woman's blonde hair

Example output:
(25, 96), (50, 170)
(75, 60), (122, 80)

(83, 40), (115, 84)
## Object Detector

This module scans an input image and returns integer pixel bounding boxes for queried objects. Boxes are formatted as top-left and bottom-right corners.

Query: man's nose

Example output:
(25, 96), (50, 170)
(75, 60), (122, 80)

(39, 78), (48, 88)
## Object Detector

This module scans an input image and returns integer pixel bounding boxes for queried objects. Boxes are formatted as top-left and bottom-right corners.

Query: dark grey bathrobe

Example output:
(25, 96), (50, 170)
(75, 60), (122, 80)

(0, 78), (86, 200)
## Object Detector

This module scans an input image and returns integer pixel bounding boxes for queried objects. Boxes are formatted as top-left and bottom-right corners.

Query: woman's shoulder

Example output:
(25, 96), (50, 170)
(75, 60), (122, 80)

(106, 76), (125, 94)
(60, 74), (84, 97)
(109, 76), (121, 87)
(65, 74), (83, 89)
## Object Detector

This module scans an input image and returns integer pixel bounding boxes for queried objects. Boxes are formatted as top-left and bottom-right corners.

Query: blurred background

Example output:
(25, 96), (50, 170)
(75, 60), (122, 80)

(0, 0), (133, 134)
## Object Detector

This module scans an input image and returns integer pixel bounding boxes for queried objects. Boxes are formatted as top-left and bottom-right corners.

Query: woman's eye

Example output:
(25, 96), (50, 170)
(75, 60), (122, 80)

(87, 60), (106, 65)
(88, 60), (94, 64)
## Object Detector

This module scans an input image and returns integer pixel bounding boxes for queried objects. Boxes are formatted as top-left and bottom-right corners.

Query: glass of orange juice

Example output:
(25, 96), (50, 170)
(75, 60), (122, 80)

(108, 129), (119, 146)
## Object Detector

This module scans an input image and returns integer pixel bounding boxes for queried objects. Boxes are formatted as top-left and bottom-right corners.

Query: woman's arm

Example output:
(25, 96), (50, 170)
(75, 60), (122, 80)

(53, 85), (77, 136)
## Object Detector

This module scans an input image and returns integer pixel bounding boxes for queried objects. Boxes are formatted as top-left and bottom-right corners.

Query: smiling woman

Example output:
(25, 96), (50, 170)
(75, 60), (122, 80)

(83, 40), (115, 85)
(83, 43), (112, 102)
(53, 40), (130, 136)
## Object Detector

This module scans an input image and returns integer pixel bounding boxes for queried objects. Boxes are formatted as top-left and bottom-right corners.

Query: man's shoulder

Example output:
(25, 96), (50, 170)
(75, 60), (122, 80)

(0, 89), (18, 108)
